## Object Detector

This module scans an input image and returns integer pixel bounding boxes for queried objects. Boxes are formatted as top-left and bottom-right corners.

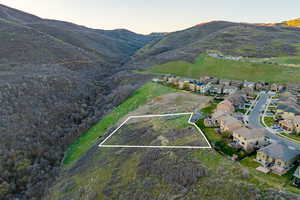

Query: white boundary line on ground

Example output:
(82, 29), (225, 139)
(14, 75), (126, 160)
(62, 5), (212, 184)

(98, 112), (212, 149)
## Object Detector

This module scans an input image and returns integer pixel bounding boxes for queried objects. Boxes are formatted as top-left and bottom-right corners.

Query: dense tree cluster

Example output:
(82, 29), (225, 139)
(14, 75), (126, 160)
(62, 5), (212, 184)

(0, 62), (149, 199)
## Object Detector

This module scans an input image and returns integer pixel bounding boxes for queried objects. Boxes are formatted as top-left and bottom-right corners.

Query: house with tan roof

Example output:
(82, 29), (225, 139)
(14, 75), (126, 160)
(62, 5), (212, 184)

(219, 115), (243, 133)
(256, 143), (300, 175)
(279, 116), (300, 134)
(216, 100), (235, 113)
(232, 127), (266, 152)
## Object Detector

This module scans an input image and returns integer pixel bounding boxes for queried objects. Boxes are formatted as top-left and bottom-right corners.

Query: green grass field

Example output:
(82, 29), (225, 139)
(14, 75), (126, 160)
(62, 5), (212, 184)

(264, 116), (276, 127)
(147, 53), (300, 83)
(63, 82), (178, 168)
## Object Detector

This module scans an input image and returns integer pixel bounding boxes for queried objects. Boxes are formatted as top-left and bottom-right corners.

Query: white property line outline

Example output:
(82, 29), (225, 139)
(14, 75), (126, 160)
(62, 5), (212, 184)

(98, 112), (212, 149)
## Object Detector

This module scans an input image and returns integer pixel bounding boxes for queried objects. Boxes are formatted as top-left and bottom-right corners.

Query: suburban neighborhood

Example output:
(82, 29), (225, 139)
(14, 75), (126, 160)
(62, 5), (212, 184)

(157, 74), (300, 187)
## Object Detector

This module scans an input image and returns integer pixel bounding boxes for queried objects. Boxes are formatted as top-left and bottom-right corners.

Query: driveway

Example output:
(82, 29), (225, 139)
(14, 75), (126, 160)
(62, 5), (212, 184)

(247, 92), (300, 150)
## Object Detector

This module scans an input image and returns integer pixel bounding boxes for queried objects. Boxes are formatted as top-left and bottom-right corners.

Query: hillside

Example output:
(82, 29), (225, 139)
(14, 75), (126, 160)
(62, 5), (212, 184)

(283, 18), (300, 28)
(0, 4), (162, 200)
(0, 4), (161, 65)
(127, 21), (300, 69)
(147, 53), (300, 83)
(47, 84), (300, 200)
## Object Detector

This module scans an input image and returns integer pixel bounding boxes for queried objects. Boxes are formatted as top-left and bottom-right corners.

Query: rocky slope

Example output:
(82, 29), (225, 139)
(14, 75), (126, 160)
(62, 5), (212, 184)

(127, 21), (300, 69)
(0, 4), (162, 200)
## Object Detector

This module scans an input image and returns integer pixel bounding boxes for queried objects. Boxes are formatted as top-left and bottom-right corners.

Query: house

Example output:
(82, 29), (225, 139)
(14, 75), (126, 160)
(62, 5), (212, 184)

(232, 128), (265, 152)
(226, 92), (247, 110)
(231, 80), (243, 88)
(223, 86), (238, 95)
(219, 115), (244, 133)
(219, 79), (231, 86)
(178, 80), (190, 89)
(216, 100), (235, 113)
(256, 143), (300, 175)
(293, 166), (300, 187)
(279, 116), (300, 134)
(276, 92), (300, 117)
(199, 76), (212, 83)
(189, 82), (197, 92)
(209, 84), (223, 94)
(197, 82), (212, 94)
(243, 81), (255, 89)
(255, 82), (265, 91)
(211, 111), (227, 125)
(271, 83), (279, 92)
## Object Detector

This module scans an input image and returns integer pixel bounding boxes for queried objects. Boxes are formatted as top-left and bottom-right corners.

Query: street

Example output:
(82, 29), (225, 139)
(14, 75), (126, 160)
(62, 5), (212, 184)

(247, 92), (300, 150)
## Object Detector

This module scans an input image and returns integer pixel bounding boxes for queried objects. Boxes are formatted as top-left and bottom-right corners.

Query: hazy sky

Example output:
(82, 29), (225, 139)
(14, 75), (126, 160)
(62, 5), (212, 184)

(1, 0), (300, 34)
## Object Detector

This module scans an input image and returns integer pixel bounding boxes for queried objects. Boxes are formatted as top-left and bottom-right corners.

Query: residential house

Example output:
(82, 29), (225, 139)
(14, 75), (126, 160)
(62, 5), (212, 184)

(196, 82), (211, 94)
(189, 82), (197, 92)
(293, 166), (300, 187)
(226, 92), (247, 110)
(255, 82), (265, 91)
(271, 83), (279, 92)
(231, 80), (243, 88)
(219, 79), (231, 86)
(232, 127), (266, 152)
(276, 92), (300, 117)
(178, 80), (190, 90)
(217, 100), (235, 113)
(211, 111), (227, 125)
(223, 86), (238, 95)
(243, 81), (255, 89)
(199, 76), (212, 83)
(171, 77), (180, 86)
(279, 116), (300, 134)
(256, 143), (300, 175)
(219, 115), (244, 133)
(209, 84), (223, 94)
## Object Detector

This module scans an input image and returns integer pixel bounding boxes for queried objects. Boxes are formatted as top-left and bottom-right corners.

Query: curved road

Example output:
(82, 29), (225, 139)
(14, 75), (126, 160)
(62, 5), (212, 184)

(247, 91), (300, 150)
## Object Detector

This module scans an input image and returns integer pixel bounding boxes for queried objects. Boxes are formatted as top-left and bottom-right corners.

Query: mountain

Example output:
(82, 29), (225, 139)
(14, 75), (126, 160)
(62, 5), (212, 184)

(0, 4), (162, 200)
(0, 4), (161, 65)
(127, 21), (300, 69)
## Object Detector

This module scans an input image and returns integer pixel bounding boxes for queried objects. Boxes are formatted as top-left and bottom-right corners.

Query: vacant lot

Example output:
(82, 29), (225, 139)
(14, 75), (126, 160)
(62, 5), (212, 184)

(148, 53), (300, 83)
(103, 114), (209, 147)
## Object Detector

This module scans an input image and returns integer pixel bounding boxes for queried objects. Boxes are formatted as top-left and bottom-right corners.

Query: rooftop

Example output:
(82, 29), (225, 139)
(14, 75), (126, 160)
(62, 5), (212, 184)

(259, 143), (300, 162)
(233, 127), (265, 140)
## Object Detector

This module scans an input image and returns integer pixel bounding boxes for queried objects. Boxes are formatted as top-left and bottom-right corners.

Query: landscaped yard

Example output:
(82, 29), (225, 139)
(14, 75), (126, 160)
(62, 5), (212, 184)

(196, 118), (248, 159)
(264, 116), (276, 127)
(63, 82), (178, 168)
(240, 156), (299, 193)
(147, 53), (300, 83)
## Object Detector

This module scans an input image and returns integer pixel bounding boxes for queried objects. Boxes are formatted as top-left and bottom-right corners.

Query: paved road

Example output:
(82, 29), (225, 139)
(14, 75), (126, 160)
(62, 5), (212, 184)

(247, 91), (300, 150)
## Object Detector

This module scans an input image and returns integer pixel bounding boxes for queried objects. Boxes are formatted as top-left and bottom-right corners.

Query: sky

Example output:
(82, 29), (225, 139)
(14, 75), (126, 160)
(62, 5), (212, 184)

(1, 0), (300, 34)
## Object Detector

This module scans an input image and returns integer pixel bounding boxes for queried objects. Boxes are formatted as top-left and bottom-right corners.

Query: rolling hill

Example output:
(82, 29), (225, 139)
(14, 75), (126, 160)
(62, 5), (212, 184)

(127, 21), (300, 69)
(0, 4), (162, 200)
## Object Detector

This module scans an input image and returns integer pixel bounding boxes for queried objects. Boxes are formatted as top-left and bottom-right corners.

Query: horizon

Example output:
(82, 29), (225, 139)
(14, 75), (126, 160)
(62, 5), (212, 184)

(0, 0), (300, 34)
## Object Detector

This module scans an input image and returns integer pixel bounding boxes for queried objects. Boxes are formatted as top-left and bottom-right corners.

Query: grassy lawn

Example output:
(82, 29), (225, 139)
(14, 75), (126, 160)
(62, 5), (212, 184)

(147, 53), (300, 83)
(280, 133), (300, 143)
(202, 103), (217, 115)
(264, 116), (276, 127)
(63, 82), (178, 168)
